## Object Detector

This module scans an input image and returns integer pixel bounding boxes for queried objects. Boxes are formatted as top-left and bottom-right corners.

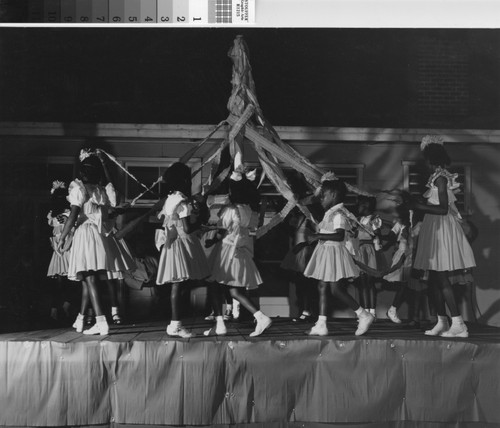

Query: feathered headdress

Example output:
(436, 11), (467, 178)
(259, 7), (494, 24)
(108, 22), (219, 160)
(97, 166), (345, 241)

(420, 135), (444, 151)
(50, 180), (66, 194)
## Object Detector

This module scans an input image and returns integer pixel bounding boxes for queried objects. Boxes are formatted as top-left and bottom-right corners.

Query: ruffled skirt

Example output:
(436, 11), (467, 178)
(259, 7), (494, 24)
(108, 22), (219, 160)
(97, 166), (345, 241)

(358, 242), (377, 269)
(413, 213), (475, 271)
(304, 241), (360, 282)
(156, 234), (210, 284)
(383, 248), (412, 283)
(47, 251), (70, 277)
(209, 239), (262, 290)
(103, 235), (136, 280)
(67, 223), (109, 281)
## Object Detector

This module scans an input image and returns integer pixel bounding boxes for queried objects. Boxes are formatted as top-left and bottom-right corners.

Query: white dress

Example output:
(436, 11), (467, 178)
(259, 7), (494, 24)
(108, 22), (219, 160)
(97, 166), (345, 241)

(209, 204), (263, 290)
(46, 209), (72, 277)
(383, 222), (413, 283)
(413, 168), (476, 272)
(66, 180), (117, 281)
(304, 203), (360, 282)
(156, 192), (210, 284)
(357, 215), (382, 269)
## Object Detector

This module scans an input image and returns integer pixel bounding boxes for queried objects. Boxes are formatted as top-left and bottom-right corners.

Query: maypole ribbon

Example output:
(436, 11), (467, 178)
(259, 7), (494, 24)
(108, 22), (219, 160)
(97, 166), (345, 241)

(179, 119), (227, 165)
(130, 177), (163, 206)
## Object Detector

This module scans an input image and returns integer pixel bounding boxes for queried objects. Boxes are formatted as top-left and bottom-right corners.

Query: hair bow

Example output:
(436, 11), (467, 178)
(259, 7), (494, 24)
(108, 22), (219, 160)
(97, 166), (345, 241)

(79, 148), (95, 162)
(230, 169), (257, 182)
(320, 171), (338, 182)
(50, 180), (66, 194)
(420, 135), (444, 151)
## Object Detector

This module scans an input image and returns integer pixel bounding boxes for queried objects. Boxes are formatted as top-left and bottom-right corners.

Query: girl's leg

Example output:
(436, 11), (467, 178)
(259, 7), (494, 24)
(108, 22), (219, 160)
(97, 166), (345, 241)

(434, 271), (468, 337)
(222, 286), (233, 319)
(82, 273), (109, 336)
(166, 281), (192, 338)
(425, 271), (451, 336)
(203, 284), (227, 336)
(229, 287), (271, 337)
(387, 282), (406, 324)
(106, 279), (122, 324)
(307, 281), (329, 336)
(295, 275), (313, 320)
(73, 280), (90, 332)
(368, 278), (377, 316)
(331, 279), (374, 336)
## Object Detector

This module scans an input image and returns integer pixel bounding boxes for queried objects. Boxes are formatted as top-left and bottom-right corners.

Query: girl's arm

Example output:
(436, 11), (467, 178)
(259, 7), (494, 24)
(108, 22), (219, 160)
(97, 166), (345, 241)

(386, 254), (407, 274)
(56, 205), (80, 252)
(412, 176), (449, 215)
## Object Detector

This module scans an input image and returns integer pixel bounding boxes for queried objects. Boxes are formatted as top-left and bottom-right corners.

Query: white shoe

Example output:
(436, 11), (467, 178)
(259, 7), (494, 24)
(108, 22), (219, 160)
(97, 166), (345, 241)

(83, 322), (109, 336)
(203, 323), (227, 336)
(249, 315), (272, 337)
(355, 313), (375, 336)
(72, 318), (84, 333)
(232, 301), (240, 320)
(387, 309), (402, 324)
(440, 323), (468, 338)
(166, 325), (193, 338)
(204, 312), (215, 321)
(307, 322), (328, 336)
(425, 320), (450, 336)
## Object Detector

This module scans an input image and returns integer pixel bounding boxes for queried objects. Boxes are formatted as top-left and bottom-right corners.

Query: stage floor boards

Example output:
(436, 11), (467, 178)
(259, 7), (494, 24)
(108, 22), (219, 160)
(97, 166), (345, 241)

(1, 319), (499, 428)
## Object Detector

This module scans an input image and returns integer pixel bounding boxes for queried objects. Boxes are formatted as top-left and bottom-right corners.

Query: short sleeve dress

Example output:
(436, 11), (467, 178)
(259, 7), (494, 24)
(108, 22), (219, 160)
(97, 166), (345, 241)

(47, 209), (72, 277)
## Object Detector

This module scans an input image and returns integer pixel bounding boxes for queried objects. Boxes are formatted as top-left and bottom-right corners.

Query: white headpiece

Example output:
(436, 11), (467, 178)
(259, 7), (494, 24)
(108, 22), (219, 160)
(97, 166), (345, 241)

(50, 180), (66, 194)
(79, 148), (94, 162)
(320, 171), (339, 183)
(420, 135), (444, 151)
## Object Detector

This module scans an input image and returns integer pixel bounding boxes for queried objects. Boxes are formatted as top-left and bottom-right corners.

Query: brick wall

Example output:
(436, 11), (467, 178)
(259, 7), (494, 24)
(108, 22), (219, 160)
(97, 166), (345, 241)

(416, 35), (470, 126)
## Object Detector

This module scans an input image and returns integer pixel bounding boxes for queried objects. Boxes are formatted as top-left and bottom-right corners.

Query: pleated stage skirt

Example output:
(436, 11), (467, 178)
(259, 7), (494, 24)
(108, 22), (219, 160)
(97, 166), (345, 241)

(358, 242), (378, 269)
(47, 251), (70, 277)
(383, 248), (412, 283)
(304, 241), (360, 283)
(104, 236), (136, 280)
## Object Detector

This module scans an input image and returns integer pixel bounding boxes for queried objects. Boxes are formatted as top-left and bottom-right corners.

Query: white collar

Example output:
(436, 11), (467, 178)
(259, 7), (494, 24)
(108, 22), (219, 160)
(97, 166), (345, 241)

(326, 202), (344, 214)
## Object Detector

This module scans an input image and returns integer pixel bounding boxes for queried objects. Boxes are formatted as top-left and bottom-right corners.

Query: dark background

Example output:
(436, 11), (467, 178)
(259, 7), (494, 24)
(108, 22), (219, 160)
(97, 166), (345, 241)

(0, 28), (499, 128)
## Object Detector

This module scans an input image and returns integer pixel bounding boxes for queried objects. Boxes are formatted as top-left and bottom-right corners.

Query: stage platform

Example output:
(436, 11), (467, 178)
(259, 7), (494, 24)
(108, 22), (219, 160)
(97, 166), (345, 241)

(0, 318), (499, 428)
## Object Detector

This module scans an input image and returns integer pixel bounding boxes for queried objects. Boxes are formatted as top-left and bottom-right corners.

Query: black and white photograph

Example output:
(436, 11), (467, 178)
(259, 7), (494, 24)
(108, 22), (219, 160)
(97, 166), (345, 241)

(0, 9), (500, 428)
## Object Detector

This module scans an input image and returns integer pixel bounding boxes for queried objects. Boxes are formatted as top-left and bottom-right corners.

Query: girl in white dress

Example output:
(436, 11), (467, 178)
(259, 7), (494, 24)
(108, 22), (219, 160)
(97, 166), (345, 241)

(46, 180), (72, 321)
(356, 196), (382, 318)
(383, 204), (413, 324)
(156, 162), (210, 338)
(412, 135), (476, 338)
(304, 176), (374, 336)
(57, 151), (119, 335)
(206, 170), (272, 337)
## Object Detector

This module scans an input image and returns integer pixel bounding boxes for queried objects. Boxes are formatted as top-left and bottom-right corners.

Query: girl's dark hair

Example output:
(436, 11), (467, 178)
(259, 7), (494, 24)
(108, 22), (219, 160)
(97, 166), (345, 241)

(395, 204), (410, 227)
(229, 176), (260, 211)
(285, 170), (310, 200)
(358, 195), (377, 212)
(321, 179), (347, 203)
(422, 143), (451, 167)
(162, 162), (192, 197)
(79, 155), (102, 185)
(50, 187), (69, 216)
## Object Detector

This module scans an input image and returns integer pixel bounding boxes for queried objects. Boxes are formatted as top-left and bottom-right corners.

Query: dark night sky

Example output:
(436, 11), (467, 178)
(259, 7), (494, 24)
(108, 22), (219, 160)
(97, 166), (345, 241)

(0, 28), (499, 128)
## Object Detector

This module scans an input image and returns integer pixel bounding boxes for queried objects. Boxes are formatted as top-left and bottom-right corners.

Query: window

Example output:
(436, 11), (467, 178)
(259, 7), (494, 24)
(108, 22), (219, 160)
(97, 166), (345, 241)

(122, 158), (202, 205)
(402, 161), (471, 216)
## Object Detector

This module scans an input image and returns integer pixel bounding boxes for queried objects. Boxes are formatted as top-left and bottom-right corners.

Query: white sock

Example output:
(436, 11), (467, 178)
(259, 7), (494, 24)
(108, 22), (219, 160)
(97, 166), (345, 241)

(354, 307), (364, 316)
(369, 308), (376, 316)
(389, 306), (397, 313)
(253, 310), (264, 320)
(317, 315), (327, 323)
(451, 315), (464, 325)
(77, 313), (84, 321)
(303, 310), (311, 316)
(226, 304), (233, 311)
(170, 320), (181, 328)
(96, 315), (107, 324)
(437, 315), (448, 325)
(111, 307), (119, 316)
(216, 316), (224, 325)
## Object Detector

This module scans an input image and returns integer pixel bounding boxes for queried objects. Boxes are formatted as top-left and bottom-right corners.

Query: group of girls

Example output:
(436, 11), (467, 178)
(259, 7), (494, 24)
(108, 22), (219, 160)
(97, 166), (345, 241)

(51, 134), (476, 339)
(281, 135), (475, 338)
(51, 149), (136, 335)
